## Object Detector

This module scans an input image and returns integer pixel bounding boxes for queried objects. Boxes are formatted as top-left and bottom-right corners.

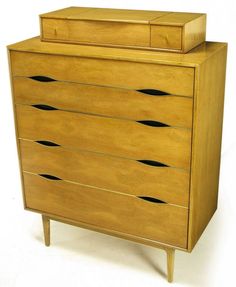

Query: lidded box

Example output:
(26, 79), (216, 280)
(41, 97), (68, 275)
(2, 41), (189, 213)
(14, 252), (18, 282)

(40, 7), (206, 53)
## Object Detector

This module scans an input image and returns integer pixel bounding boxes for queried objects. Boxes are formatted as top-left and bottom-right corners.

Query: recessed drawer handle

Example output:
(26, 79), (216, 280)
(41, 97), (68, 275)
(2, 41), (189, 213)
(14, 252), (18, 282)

(39, 174), (61, 180)
(32, 104), (58, 110)
(138, 196), (167, 204)
(29, 76), (56, 82)
(137, 89), (169, 96)
(137, 160), (168, 167)
(137, 120), (169, 127)
(35, 140), (60, 147)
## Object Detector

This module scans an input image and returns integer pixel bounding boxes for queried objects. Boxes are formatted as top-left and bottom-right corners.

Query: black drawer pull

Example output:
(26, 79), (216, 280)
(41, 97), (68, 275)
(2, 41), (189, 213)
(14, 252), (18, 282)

(39, 174), (61, 180)
(137, 120), (169, 127)
(29, 76), (56, 82)
(137, 89), (169, 96)
(138, 196), (166, 204)
(137, 160), (168, 167)
(36, 140), (60, 147)
(32, 104), (58, 110)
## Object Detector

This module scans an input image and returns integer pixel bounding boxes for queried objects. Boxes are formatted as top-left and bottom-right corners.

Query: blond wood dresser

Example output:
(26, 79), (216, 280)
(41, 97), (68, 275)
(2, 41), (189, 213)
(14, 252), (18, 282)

(8, 7), (227, 283)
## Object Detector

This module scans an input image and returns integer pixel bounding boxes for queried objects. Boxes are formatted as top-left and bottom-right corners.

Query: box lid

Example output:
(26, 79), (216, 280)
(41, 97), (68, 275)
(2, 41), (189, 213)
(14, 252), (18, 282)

(40, 7), (202, 25)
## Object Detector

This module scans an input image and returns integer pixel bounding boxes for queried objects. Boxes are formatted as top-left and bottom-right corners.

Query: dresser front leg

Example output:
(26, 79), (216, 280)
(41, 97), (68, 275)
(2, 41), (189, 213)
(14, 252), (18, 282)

(166, 248), (175, 283)
(42, 215), (50, 246)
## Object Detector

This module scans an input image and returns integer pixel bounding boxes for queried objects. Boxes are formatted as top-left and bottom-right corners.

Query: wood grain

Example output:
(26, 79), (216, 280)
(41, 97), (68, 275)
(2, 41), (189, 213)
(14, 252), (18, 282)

(42, 215), (50, 246)
(150, 12), (205, 26)
(40, 7), (93, 20)
(40, 7), (205, 52)
(8, 38), (224, 68)
(13, 77), (193, 128)
(40, 7), (167, 23)
(8, 31), (228, 263)
(33, 213), (187, 251)
(23, 172), (188, 248)
(42, 18), (150, 47)
(166, 248), (175, 282)
(16, 104), (192, 169)
(7, 51), (29, 209)
(151, 13), (206, 53)
(10, 51), (194, 97)
(20, 139), (190, 207)
(151, 26), (182, 50)
(183, 14), (206, 52)
(188, 44), (227, 251)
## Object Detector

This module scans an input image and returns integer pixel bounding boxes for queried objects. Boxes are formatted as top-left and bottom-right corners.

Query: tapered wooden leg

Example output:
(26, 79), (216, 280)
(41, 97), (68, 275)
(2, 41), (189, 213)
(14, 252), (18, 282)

(166, 248), (175, 283)
(42, 215), (50, 246)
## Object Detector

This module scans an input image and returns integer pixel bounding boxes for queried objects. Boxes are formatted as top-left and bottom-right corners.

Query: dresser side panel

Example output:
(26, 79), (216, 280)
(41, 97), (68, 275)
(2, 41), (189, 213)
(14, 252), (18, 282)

(188, 45), (227, 251)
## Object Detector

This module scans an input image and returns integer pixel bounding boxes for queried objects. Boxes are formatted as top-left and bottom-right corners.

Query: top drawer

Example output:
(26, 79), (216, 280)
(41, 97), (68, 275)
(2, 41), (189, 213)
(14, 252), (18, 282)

(10, 51), (194, 97)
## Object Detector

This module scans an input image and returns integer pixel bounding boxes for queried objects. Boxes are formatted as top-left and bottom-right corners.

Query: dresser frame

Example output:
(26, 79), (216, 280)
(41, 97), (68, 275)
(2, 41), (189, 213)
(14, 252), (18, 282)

(8, 38), (227, 282)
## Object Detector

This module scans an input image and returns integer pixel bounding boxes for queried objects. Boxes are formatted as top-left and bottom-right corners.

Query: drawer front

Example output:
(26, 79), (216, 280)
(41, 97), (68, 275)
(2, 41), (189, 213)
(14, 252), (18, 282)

(151, 26), (182, 50)
(13, 77), (193, 128)
(42, 18), (150, 47)
(16, 105), (191, 169)
(20, 139), (190, 207)
(10, 51), (194, 97)
(23, 172), (188, 248)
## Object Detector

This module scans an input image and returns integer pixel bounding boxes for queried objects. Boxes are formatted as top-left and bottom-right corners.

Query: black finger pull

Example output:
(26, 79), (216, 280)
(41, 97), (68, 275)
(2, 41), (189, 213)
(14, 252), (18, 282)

(138, 196), (167, 204)
(39, 174), (62, 180)
(137, 89), (169, 96)
(35, 140), (60, 147)
(137, 160), (168, 167)
(29, 76), (56, 82)
(137, 120), (169, 127)
(32, 104), (58, 110)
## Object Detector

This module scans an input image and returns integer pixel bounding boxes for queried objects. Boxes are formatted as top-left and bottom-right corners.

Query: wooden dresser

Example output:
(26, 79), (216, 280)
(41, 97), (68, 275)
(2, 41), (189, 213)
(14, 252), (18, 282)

(8, 7), (227, 283)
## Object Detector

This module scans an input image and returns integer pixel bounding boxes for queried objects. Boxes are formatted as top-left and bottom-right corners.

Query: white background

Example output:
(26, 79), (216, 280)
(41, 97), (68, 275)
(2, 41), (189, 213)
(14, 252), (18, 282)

(0, 1), (236, 286)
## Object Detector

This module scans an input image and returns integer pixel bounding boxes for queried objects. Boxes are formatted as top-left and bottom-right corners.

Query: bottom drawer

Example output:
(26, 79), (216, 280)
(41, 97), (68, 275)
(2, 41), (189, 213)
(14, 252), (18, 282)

(23, 172), (188, 248)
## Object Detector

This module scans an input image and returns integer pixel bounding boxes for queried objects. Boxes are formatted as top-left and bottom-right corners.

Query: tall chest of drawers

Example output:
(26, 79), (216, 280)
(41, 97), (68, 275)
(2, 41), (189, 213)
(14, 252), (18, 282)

(8, 36), (227, 282)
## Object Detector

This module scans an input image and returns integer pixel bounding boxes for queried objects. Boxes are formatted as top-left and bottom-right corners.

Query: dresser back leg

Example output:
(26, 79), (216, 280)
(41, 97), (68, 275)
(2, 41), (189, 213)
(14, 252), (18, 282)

(166, 248), (175, 283)
(42, 215), (50, 246)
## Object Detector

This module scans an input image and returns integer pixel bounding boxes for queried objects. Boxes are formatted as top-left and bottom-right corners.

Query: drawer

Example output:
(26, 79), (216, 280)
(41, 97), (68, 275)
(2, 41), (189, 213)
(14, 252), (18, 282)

(13, 77), (193, 128)
(40, 8), (163, 48)
(150, 13), (206, 52)
(10, 51), (194, 97)
(16, 105), (192, 169)
(42, 18), (151, 47)
(20, 139), (190, 207)
(151, 26), (182, 50)
(23, 172), (188, 248)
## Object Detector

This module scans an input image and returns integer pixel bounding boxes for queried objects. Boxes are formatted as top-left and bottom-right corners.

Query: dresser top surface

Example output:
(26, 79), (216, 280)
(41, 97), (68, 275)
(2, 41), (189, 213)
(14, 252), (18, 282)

(8, 37), (227, 67)
(40, 6), (204, 26)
